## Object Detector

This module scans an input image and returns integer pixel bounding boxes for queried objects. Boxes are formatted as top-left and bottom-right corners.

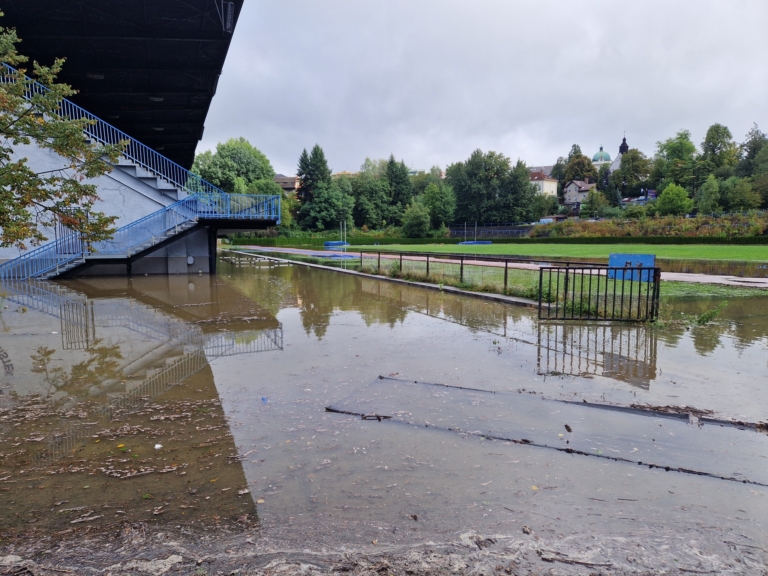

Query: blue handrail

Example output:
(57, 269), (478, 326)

(0, 63), (281, 281)
(0, 62), (223, 195)
(0, 193), (280, 280)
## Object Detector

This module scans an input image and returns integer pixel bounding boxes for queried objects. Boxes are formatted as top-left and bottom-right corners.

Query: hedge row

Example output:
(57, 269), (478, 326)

(227, 235), (768, 247)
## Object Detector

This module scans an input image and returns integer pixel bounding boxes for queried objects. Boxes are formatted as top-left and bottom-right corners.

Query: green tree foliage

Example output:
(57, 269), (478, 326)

(752, 145), (768, 176)
(656, 183), (694, 216)
(411, 166), (442, 196)
(401, 202), (431, 238)
(610, 149), (651, 198)
(696, 175), (720, 214)
(0, 19), (123, 248)
(297, 181), (353, 231)
(736, 123), (767, 177)
(725, 178), (761, 211)
(567, 144), (582, 161)
(422, 183), (456, 228)
(653, 130), (698, 190)
(623, 205), (647, 219)
(446, 151), (535, 224)
(385, 155), (414, 222)
(531, 194), (560, 220)
(596, 164), (611, 192)
(247, 179), (295, 228)
(580, 190), (609, 218)
(192, 137), (274, 193)
(351, 171), (390, 229)
(701, 123), (739, 177)
(297, 144), (332, 203)
(563, 153), (598, 183)
(550, 156), (567, 199)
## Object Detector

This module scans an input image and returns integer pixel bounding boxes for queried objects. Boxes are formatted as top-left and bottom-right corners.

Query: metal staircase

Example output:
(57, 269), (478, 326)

(0, 62), (281, 280)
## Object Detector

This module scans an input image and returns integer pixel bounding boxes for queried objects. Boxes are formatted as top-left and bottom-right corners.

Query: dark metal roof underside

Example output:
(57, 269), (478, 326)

(1, 0), (243, 168)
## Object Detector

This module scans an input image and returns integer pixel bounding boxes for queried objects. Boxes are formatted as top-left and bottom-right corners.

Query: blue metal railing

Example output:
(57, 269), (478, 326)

(0, 193), (280, 279)
(0, 63), (281, 280)
(0, 62), (222, 195)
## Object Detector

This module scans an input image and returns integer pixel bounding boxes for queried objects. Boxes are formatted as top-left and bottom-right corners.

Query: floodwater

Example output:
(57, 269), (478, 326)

(0, 260), (766, 557)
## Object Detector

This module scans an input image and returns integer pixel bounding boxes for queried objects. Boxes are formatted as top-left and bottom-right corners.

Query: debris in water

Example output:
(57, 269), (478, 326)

(565, 424), (572, 433)
(522, 526), (532, 535)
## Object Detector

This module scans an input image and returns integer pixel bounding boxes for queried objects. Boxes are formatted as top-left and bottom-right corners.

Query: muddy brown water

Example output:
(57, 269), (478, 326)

(0, 261), (766, 556)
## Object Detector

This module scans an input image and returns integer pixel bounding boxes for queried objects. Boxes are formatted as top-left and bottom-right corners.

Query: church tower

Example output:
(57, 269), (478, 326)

(619, 136), (629, 155)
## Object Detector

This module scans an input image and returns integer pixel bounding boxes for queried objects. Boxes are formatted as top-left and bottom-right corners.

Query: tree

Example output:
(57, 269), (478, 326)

(297, 181), (353, 231)
(401, 202), (431, 238)
(596, 164), (611, 192)
(422, 183), (456, 228)
(654, 129), (698, 190)
(567, 144), (582, 162)
(446, 151), (535, 225)
(614, 149), (651, 195)
(247, 179), (295, 228)
(752, 145), (768, 176)
(656, 183), (694, 216)
(0, 20), (123, 249)
(726, 178), (761, 211)
(563, 154), (598, 183)
(411, 166), (442, 196)
(351, 172), (389, 229)
(192, 137), (274, 193)
(550, 156), (567, 199)
(580, 190), (609, 218)
(385, 155), (413, 221)
(701, 123), (739, 173)
(531, 194), (559, 220)
(296, 144), (332, 203)
(736, 123), (767, 177)
(696, 175), (720, 214)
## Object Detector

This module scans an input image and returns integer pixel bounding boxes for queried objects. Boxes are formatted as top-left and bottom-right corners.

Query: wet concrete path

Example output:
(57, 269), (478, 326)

(243, 245), (768, 288)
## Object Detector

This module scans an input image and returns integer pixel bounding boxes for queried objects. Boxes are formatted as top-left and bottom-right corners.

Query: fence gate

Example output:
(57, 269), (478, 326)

(538, 265), (661, 322)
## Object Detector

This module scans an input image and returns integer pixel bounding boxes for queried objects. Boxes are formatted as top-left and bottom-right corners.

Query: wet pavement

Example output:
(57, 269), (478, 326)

(0, 260), (766, 572)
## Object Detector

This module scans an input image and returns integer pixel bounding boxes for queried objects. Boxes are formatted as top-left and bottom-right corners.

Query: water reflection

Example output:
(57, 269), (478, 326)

(536, 323), (658, 389)
(0, 276), (284, 535)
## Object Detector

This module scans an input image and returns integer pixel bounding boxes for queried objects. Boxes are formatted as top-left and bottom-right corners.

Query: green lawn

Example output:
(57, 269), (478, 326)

(354, 244), (768, 262)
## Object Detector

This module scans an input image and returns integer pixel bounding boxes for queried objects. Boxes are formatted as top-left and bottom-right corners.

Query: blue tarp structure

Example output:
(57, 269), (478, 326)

(608, 253), (656, 282)
(458, 241), (492, 245)
(324, 241), (350, 247)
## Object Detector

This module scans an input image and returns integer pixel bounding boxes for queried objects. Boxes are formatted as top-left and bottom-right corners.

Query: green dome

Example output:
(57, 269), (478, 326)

(592, 146), (611, 162)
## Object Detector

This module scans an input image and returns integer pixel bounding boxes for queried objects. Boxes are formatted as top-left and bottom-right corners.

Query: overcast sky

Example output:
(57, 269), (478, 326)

(198, 0), (768, 175)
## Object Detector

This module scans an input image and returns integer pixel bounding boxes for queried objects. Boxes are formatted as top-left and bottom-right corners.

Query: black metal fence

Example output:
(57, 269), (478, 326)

(538, 265), (661, 322)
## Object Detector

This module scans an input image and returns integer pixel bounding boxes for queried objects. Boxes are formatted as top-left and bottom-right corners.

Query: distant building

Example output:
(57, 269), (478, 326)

(563, 179), (597, 207)
(609, 136), (630, 172)
(530, 171), (559, 196)
(332, 171), (359, 178)
(529, 165), (555, 178)
(274, 174), (298, 194)
(591, 145), (612, 168)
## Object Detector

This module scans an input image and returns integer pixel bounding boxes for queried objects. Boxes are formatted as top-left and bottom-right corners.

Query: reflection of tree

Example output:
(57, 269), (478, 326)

(31, 339), (123, 396)
(691, 326), (721, 356)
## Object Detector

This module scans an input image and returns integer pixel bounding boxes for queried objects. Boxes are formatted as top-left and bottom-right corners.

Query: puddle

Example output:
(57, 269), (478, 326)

(0, 262), (766, 556)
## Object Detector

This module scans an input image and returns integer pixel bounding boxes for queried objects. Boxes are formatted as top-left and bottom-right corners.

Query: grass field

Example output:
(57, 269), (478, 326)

(354, 244), (768, 262)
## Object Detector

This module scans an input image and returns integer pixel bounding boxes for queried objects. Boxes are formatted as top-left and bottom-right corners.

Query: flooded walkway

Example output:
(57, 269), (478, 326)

(0, 261), (766, 573)
(243, 245), (768, 288)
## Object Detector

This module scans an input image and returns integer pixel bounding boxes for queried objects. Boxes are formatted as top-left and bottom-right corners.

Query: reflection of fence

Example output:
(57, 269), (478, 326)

(538, 266), (661, 322)
(203, 328), (284, 357)
(536, 323), (658, 389)
(60, 299), (96, 350)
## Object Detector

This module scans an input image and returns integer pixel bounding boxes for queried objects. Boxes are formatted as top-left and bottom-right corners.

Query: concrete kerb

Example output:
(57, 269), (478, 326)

(222, 249), (542, 309)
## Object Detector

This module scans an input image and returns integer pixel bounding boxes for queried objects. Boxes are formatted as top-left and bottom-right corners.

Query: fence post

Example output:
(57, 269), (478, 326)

(460, 256), (464, 283)
(426, 254), (430, 277)
(399, 253), (402, 273)
(504, 260), (508, 292)
(378, 251), (381, 274)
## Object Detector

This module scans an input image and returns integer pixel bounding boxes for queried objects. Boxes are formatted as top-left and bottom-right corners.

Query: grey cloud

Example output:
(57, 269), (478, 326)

(198, 0), (768, 175)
